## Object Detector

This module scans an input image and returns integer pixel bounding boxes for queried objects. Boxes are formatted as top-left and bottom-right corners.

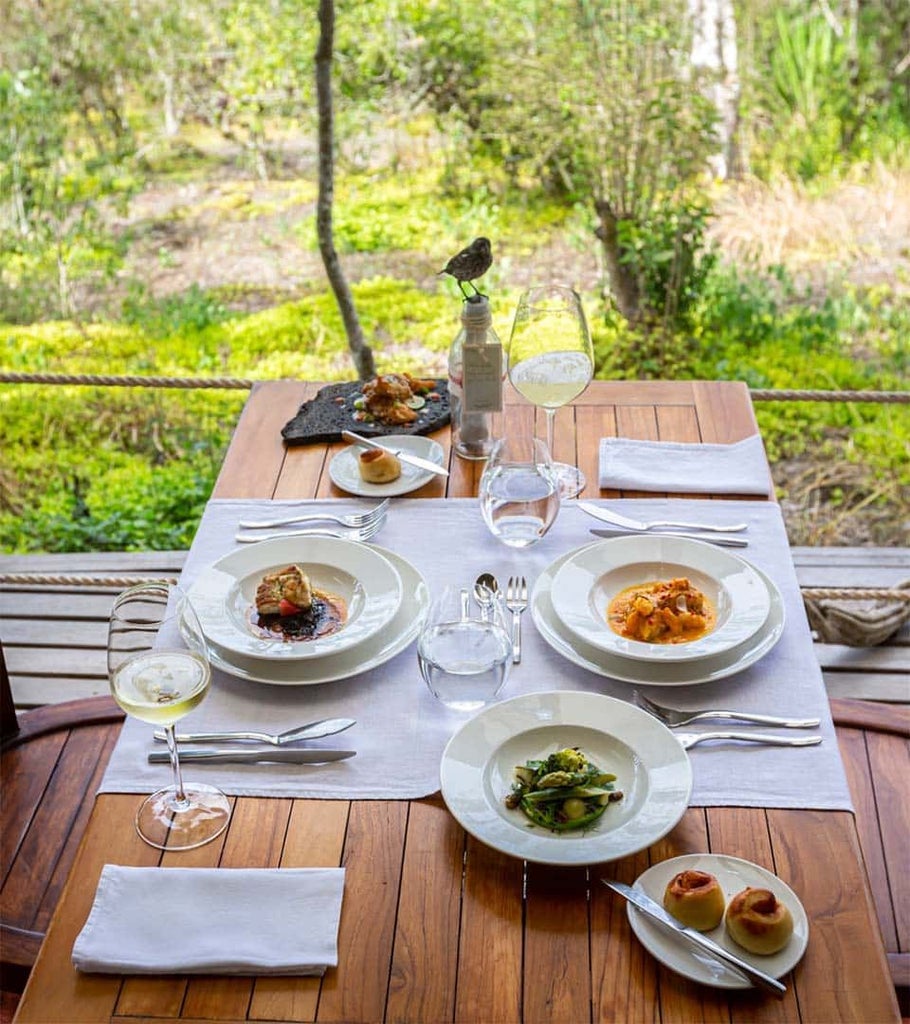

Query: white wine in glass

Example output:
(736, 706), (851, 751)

(108, 581), (230, 851)
(507, 284), (594, 498)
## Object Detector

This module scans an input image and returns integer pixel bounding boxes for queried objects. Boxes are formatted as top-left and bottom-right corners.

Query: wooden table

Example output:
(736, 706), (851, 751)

(15, 380), (899, 1023)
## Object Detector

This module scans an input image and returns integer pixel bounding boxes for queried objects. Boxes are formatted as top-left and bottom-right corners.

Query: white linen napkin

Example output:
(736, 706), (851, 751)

(598, 434), (773, 496)
(72, 865), (344, 976)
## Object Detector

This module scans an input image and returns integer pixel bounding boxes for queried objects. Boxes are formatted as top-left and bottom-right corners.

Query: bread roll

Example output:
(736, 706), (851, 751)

(725, 886), (793, 954)
(662, 870), (725, 931)
(358, 447), (401, 483)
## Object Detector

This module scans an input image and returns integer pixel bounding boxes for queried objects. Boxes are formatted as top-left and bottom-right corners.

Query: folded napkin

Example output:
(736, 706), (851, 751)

(73, 865), (344, 976)
(598, 434), (772, 496)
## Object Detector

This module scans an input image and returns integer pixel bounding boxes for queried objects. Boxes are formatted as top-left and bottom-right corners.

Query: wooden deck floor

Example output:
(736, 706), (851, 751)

(0, 546), (907, 707)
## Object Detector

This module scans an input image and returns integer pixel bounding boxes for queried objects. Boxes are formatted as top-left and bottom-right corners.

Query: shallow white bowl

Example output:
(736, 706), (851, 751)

(550, 536), (771, 663)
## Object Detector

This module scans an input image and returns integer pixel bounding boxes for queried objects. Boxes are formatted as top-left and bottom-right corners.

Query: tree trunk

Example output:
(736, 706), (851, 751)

(594, 199), (640, 324)
(315, 0), (375, 381)
(688, 0), (741, 179)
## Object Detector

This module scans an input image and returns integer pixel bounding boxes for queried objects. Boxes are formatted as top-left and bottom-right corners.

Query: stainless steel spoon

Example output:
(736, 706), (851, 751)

(153, 717), (356, 746)
(474, 572), (499, 620)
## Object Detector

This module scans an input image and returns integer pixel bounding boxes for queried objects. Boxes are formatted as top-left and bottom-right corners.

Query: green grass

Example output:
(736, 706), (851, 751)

(1, 166), (907, 553)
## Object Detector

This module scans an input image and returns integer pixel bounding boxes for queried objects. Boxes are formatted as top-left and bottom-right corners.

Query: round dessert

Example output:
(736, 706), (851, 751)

(725, 886), (794, 954)
(662, 869), (726, 931)
(358, 447), (401, 484)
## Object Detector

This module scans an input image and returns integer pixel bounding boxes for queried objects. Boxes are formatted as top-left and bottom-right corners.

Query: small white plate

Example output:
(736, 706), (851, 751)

(330, 434), (446, 497)
(627, 853), (809, 989)
(204, 546), (429, 685)
(440, 691), (692, 866)
(531, 544), (784, 687)
(551, 537), (771, 663)
(188, 536), (402, 661)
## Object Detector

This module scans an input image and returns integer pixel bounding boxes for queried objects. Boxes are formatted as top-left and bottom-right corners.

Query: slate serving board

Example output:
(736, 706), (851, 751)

(281, 379), (451, 445)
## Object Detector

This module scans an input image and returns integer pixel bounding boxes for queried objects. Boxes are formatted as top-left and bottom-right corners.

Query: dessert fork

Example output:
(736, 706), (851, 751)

(234, 516), (387, 544)
(636, 692), (820, 729)
(505, 575), (528, 664)
(578, 501), (747, 533)
(238, 499), (389, 530)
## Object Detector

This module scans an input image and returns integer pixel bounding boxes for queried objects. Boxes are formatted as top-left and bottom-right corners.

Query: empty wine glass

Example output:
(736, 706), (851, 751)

(507, 284), (594, 498)
(479, 433), (560, 547)
(107, 581), (230, 850)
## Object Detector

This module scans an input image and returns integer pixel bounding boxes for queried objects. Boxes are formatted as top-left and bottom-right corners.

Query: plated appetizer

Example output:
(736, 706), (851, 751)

(251, 564), (347, 642)
(608, 577), (716, 644)
(352, 373), (441, 426)
(504, 746), (623, 832)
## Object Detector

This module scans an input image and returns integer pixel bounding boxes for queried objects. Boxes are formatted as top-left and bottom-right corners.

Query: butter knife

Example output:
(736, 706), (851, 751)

(148, 748), (356, 765)
(341, 430), (449, 477)
(590, 527), (748, 548)
(601, 879), (787, 997)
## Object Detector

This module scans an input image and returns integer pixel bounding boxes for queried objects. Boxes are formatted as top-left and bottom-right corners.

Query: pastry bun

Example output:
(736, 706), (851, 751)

(725, 886), (793, 955)
(662, 870), (725, 931)
(358, 447), (401, 483)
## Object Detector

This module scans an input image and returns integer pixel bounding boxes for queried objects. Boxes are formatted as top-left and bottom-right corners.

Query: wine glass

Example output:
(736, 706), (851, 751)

(507, 284), (594, 498)
(107, 581), (230, 850)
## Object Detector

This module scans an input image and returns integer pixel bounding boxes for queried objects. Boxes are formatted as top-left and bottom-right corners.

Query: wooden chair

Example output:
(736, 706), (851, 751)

(0, 641), (124, 1015)
(830, 697), (910, 1013)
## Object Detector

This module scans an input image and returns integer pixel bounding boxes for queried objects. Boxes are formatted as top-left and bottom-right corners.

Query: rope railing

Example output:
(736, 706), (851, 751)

(0, 372), (253, 390)
(0, 372), (907, 404)
(0, 573), (906, 603)
(0, 574), (178, 588)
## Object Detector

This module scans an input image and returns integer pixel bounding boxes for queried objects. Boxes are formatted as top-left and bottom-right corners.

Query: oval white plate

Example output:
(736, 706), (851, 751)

(531, 544), (784, 687)
(627, 853), (809, 989)
(330, 434), (446, 497)
(205, 546), (429, 685)
(550, 536), (771, 663)
(188, 536), (402, 661)
(440, 691), (692, 866)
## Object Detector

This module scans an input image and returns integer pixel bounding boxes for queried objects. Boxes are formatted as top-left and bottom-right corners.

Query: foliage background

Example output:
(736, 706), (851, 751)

(1, 0), (908, 552)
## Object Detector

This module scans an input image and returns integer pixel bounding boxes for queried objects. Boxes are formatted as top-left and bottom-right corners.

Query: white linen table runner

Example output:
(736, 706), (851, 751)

(99, 497), (852, 811)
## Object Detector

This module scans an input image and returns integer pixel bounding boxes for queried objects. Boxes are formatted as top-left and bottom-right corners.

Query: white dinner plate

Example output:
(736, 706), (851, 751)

(627, 853), (809, 989)
(440, 691), (692, 866)
(550, 536), (771, 663)
(531, 544), (785, 687)
(188, 536), (402, 661)
(204, 546), (429, 685)
(329, 434), (446, 497)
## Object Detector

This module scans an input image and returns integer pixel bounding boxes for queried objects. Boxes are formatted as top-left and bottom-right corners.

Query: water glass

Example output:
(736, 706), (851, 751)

(479, 435), (560, 547)
(417, 585), (512, 712)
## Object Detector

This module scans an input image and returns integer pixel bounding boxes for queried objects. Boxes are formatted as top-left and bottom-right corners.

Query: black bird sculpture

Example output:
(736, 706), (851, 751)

(438, 237), (493, 298)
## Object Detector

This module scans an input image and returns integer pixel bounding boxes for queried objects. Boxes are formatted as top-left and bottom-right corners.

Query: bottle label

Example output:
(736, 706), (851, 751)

(463, 343), (503, 413)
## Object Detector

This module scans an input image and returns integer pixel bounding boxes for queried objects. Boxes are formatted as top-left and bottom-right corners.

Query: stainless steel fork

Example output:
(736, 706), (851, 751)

(234, 515), (387, 544)
(505, 576), (528, 664)
(238, 498), (389, 530)
(635, 691), (820, 729)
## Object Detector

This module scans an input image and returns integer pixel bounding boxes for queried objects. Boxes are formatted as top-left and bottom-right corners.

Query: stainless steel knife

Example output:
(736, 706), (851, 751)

(601, 879), (787, 997)
(148, 748), (356, 765)
(341, 430), (449, 477)
(589, 527), (748, 548)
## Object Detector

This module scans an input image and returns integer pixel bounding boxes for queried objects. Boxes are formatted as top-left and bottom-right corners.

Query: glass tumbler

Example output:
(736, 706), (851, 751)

(479, 434), (560, 548)
(417, 585), (512, 712)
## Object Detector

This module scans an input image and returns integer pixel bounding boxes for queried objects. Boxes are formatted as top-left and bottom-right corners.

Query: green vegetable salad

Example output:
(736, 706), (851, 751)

(504, 746), (623, 831)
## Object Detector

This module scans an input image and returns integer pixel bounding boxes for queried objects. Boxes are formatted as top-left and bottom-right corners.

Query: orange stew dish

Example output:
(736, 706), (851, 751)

(607, 577), (716, 644)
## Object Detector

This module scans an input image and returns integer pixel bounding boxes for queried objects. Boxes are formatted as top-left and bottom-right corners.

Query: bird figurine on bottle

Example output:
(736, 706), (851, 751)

(438, 237), (493, 298)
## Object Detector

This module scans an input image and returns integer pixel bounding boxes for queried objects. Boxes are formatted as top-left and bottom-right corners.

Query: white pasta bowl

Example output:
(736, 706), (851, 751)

(549, 536), (771, 663)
